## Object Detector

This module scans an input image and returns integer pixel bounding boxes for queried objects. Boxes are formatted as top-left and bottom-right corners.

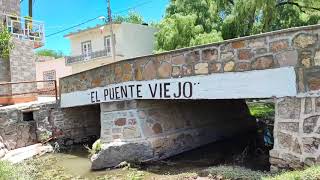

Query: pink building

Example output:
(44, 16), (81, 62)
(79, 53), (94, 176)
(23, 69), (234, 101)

(35, 56), (72, 92)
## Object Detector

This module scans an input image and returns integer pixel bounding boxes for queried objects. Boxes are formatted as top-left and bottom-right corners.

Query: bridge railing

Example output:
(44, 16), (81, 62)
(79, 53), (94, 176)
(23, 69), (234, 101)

(0, 80), (58, 102)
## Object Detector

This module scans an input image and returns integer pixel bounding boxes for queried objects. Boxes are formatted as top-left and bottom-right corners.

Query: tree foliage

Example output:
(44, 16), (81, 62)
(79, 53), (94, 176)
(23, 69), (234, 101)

(36, 49), (64, 58)
(155, 0), (320, 52)
(0, 27), (13, 60)
(113, 11), (144, 24)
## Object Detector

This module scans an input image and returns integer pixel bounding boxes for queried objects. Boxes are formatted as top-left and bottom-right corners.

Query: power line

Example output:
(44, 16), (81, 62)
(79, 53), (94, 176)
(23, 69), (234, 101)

(113, 0), (154, 15)
(45, 16), (101, 37)
(45, 0), (156, 38)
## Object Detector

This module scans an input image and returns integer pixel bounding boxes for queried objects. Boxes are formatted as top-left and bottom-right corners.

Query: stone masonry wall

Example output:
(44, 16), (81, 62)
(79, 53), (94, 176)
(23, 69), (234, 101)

(9, 37), (37, 95)
(92, 99), (256, 169)
(61, 25), (320, 96)
(0, 0), (20, 15)
(0, 58), (11, 96)
(271, 95), (320, 171)
(0, 101), (100, 159)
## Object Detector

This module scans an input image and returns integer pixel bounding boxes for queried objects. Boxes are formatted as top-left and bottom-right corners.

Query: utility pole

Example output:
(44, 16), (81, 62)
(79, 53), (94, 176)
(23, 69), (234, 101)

(107, 0), (116, 62)
(28, 0), (32, 18)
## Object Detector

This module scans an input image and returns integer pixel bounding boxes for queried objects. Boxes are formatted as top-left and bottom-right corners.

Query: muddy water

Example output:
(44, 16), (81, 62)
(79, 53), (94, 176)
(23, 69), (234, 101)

(43, 133), (270, 179)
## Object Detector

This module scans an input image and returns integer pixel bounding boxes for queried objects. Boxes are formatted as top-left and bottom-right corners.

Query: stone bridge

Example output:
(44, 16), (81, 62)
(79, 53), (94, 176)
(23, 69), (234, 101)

(60, 24), (320, 170)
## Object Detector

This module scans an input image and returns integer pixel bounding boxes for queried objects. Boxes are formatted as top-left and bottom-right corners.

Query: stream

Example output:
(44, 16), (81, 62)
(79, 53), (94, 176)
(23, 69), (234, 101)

(31, 132), (270, 179)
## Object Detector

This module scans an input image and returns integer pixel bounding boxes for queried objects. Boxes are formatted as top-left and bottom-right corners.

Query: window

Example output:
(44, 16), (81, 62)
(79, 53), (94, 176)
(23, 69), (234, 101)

(23, 111), (34, 122)
(81, 41), (92, 60)
(43, 70), (56, 87)
(104, 36), (112, 56)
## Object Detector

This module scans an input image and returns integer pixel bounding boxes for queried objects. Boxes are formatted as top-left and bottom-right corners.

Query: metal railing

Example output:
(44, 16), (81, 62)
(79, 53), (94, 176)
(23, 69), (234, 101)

(65, 49), (111, 64)
(1, 13), (45, 46)
(0, 80), (58, 101)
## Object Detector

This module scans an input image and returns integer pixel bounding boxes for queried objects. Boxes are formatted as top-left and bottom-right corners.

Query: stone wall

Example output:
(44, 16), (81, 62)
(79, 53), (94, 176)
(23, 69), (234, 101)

(0, 0), (20, 15)
(9, 37), (36, 95)
(92, 99), (256, 169)
(0, 58), (11, 96)
(60, 25), (320, 95)
(271, 95), (320, 170)
(0, 101), (100, 157)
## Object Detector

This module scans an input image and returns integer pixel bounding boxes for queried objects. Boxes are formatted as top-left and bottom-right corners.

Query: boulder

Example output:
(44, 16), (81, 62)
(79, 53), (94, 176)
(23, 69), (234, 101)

(91, 141), (153, 170)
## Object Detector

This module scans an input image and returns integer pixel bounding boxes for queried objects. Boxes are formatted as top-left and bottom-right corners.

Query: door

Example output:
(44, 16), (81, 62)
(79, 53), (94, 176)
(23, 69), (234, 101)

(81, 41), (92, 60)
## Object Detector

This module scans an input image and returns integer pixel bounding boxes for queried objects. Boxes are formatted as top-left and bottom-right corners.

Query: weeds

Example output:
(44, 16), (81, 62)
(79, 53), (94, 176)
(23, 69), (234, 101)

(84, 139), (102, 157)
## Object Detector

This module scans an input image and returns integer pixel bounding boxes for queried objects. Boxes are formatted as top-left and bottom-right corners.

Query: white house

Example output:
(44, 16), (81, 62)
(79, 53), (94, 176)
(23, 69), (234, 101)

(64, 22), (157, 74)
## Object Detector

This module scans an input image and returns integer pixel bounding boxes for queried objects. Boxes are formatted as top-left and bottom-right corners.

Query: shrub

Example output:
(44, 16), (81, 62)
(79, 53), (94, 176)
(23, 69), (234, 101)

(0, 27), (14, 60)
(85, 139), (102, 157)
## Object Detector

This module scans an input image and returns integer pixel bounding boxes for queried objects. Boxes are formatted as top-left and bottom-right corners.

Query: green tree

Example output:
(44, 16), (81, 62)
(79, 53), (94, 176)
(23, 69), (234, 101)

(0, 27), (13, 60)
(221, 0), (320, 39)
(113, 11), (144, 24)
(36, 49), (64, 58)
(155, 0), (320, 52)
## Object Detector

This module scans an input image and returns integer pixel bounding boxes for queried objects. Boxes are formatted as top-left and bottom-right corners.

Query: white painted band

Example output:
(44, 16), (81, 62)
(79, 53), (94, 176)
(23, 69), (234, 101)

(60, 67), (297, 108)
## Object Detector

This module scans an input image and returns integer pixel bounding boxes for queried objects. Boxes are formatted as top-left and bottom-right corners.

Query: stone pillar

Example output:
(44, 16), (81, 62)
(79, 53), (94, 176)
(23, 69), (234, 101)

(1, 37), (38, 105)
(271, 96), (320, 171)
(91, 99), (256, 169)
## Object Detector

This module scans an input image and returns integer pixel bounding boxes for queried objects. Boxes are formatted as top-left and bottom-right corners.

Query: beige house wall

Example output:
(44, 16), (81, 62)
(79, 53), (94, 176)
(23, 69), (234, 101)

(66, 23), (157, 74)
(35, 56), (72, 88)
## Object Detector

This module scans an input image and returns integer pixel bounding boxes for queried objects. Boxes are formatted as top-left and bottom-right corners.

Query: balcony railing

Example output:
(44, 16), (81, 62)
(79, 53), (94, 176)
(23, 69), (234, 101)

(65, 49), (111, 64)
(1, 13), (45, 48)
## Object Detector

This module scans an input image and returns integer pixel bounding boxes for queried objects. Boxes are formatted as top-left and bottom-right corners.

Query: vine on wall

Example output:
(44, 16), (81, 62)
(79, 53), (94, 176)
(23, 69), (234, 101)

(0, 26), (13, 60)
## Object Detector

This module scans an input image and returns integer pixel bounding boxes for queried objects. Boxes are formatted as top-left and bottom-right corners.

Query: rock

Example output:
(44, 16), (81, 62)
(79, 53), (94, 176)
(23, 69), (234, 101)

(303, 116), (319, 133)
(202, 48), (218, 61)
(270, 39), (289, 52)
(232, 41), (246, 49)
(210, 63), (222, 73)
(236, 62), (251, 72)
(238, 49), (253, 60)
(158, 62), (172, 78)
(293, 33), (318, 49)
(185, 51), (200, 64)
(194, 63), (208, 75)
(172, 66), (181, 77)
(172, 54), (185, 65)
(314, 50), (320, 66)
(224, 61), (235, 72)
(142, 60), (157, 80)
(91, 141), (153, 170)
(251, 55), (274, 70)
(275, 50), (298, 67)
(278, 122), (299, 132)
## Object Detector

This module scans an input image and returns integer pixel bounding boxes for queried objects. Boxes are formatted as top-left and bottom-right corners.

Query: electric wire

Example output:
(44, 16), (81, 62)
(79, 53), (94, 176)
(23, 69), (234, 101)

(45, 0), (156, 38)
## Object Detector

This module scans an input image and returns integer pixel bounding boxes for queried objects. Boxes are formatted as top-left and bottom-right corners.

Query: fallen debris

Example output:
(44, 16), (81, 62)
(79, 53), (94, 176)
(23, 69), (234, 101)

(1, 143), (53, 164)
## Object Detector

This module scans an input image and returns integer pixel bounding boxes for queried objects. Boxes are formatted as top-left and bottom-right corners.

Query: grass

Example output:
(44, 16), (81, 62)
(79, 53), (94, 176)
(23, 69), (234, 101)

(204, 165), (268, 180)
(264, 166), (320, 180)
(0, 160), (31, 180)
(248, 102), (275, 120)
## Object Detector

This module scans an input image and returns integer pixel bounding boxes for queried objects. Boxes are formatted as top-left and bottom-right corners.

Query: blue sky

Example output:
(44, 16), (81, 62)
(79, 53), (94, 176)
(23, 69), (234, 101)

(20, 0), (169, 55)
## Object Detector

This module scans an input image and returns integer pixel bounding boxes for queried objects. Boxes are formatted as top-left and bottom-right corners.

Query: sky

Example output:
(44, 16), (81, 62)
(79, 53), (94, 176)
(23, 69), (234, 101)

(20, 0), (169, 55)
